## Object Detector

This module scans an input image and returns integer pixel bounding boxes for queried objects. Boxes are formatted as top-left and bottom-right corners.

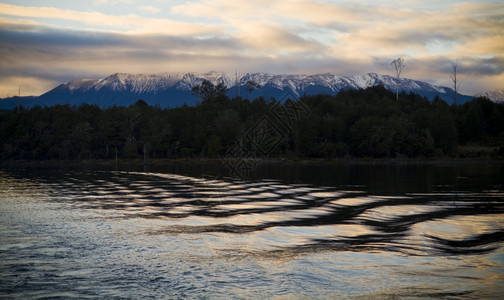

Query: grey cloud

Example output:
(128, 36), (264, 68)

(426, 57), (503, 76)
(0, 22), (246, 82)
(462, 57), (504, 76)
(0, 23), (242, 51)
(0, 19), (501, 96)
(0, 25), (126, 48)
(374, 56), (504, 77)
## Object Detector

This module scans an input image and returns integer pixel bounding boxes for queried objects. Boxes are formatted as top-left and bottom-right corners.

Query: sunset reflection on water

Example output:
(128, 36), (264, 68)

(1, 166), (503, 298)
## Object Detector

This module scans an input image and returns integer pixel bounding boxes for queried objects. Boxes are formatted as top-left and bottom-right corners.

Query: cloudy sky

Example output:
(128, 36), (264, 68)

(0, 0), (502, 97)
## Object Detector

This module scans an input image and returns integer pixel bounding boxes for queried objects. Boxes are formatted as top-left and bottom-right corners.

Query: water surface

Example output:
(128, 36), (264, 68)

(1, 164), (503, 298)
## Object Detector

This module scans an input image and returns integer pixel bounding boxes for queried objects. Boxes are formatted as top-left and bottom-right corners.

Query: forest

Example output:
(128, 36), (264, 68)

(1, 84), (503, 162)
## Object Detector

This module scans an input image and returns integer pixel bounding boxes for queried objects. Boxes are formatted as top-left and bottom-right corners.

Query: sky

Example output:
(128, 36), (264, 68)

(0, 0), (503, 97)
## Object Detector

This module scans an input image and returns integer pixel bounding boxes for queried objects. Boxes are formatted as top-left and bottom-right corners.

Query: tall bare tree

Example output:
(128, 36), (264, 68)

(17, 86), (21, 112)
(245, 80), (260, 100)
(450, 61), (461, 106)
(391, 58), (405, 101)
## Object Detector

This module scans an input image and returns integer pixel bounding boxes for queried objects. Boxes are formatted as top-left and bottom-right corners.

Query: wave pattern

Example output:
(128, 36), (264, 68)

(19, 170), (502, 257)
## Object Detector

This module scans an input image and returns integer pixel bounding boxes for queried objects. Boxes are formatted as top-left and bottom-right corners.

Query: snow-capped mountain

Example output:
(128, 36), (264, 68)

(236, 72), (454, 99)
(475, 89), (504, 103)
(2, 72), (473, 109)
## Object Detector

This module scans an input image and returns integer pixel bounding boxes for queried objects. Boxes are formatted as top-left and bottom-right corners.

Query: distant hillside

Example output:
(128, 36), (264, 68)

(0, 96), (38, 110)
(0, 72), (474, 109)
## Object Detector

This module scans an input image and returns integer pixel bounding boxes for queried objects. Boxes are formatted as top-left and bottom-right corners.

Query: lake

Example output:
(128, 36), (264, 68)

(1, 162), (503, 299)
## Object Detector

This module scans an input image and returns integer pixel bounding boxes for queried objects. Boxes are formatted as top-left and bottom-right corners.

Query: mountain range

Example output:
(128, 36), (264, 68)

(0, 72), (479, 109)
(475, 89), (504, 103)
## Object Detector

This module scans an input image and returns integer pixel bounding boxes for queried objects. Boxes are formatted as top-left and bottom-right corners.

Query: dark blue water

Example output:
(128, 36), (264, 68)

(1, 164), (503, 298)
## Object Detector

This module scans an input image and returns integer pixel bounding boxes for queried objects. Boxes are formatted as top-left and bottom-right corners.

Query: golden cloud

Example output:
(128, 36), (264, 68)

(0, 3), (216, 35)
(0, 1), (502, 96)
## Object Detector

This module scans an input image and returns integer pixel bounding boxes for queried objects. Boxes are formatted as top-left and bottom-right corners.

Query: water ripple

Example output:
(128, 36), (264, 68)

(2, 169), (503, 257)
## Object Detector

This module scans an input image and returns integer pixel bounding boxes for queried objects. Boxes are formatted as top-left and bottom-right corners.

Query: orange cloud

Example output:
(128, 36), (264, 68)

(0, 3), (216, 35)
(0, 1), (502, 96)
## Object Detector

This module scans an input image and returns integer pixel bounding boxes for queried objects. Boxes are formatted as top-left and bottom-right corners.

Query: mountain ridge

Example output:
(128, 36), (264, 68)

(1, 72), (475, 109)
(474, 89), (504, 103)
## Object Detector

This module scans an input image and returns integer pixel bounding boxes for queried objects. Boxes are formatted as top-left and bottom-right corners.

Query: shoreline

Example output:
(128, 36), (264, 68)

(1, 156), (502, 170)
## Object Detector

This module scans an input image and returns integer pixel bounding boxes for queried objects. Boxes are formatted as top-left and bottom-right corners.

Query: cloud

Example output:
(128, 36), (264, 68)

(94, 0), (137, 6)
(0, 20), (247, 95)
(0, 3), (215, 35)
(139, 5), (161, 14)
(0, 76), (58, 98)
(335, 2), (502, 55)
(172, 0), (363, 26)
(93, 0), (109, 5)
(171, 0), (504, 61)
(0, 1), (502, 97)
(234, 22), (325, 55)
(461, 56), (504, 76)
(372, 55), (504, 94)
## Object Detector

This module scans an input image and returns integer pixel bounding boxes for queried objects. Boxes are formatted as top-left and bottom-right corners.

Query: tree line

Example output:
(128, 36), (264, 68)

(1, 84), (503, 161)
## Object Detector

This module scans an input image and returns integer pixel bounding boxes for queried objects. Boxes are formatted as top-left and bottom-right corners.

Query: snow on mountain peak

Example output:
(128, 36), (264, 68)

(475, 89), (504, 103)
(66, 79), (99, 92)
(59, 71), (455, 96)
(81, 72), (186, 93)
(82, 71), (457, 96)
(35, 70), (471, 109)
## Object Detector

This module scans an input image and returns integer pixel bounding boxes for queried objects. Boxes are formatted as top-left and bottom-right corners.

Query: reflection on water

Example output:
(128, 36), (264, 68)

(1, 165), (503, 298)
